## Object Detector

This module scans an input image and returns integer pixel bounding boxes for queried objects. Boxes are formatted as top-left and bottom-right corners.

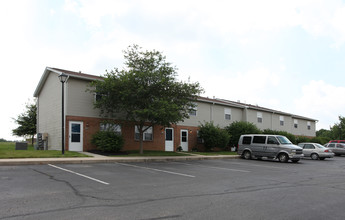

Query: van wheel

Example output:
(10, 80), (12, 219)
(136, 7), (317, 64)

(278, 153), (289, 163)
(311, 153), (319, 160)
(243, 151), (251, 160)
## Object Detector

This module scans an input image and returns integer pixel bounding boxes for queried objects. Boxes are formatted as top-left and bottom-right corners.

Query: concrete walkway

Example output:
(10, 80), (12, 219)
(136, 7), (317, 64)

(0, 152), (240, 166)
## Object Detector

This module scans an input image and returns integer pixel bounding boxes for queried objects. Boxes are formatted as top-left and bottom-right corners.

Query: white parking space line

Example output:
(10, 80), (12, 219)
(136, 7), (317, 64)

(48, 164), (110, 185)
(229, 162), (289, 169)
(117, 163), (195, 178)
(174, 162), (250, 173)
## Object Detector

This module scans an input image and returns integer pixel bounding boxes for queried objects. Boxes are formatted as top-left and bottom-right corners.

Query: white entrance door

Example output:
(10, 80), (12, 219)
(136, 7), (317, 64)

(69, 121), (83, 152)
(180, 129), (188, 151)
(165, 128), (174, 151)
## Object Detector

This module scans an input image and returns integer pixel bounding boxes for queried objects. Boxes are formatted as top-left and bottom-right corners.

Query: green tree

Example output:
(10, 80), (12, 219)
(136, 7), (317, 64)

(330, 116), (345, 140)
(12, 102), (37, 144)
(225, 121), (261, 146)
(198, 122), (230, 151)
(316, 128), (332, 139)
(89, 45), (203, 154)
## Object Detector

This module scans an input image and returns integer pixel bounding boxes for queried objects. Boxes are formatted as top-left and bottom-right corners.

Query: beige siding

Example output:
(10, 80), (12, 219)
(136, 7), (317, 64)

(178, 102), (244, 128)
(247, 110), (272, 130)
(66, 78), (101, 118)
(37, 72), (62, 150)
(179, 102), (211, 127)
(212, 105), (243, 128)
(179, 100), (316, 136)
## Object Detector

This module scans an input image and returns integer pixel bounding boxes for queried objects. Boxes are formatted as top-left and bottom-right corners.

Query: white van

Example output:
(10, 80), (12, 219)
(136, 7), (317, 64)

(237, 134), (304, 163)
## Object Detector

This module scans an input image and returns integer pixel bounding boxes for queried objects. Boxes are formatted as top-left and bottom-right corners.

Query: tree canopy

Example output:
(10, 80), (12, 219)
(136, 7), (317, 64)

(12, 102), (37, 144)
(89, 45), (203, 153)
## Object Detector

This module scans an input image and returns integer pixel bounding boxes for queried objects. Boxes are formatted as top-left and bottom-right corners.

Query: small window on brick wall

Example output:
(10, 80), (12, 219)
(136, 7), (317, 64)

(100, 123), (121, 134)
(135, 126), (153, 141)
(294, 119), (298, 128)
(307, 121), (311, 130)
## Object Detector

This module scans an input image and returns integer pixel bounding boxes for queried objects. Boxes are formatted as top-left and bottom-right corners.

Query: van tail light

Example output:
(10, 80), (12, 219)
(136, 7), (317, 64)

(324, 149), (329, 152)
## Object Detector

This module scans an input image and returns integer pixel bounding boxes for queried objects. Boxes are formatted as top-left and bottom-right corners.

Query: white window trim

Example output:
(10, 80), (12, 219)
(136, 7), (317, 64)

(224, 108), (231, 120)
(189, 103), (197, 116)
(257, 112), (263, 123)
(135, 126), (153, 141)
(280, 116), (284, 126)
(100, 123), (121, 134)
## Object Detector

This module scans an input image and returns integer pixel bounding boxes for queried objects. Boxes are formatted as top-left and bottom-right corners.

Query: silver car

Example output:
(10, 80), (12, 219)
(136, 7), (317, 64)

(298, 143), (334, 160)
(324, 143), (345, 156)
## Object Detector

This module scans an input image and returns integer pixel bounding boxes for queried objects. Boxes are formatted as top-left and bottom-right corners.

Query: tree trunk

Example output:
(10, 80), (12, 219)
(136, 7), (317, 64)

(139, 130), (144, 154)
(31, 135), (34, 145)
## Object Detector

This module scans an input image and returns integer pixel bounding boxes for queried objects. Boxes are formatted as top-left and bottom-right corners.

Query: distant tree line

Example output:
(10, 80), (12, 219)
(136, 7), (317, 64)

(0, 138), (10, 142)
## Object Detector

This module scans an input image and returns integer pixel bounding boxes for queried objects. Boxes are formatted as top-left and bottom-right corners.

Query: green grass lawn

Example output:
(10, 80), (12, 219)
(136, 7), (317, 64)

(0, 142), (89, 159)
(110, 150), (194, 157)
(108, 150), (237, 157)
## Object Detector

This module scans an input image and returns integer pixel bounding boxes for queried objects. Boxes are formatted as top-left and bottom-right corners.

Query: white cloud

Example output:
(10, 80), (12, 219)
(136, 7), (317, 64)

(294, 80), (345, 130)
(197, 66), (281, 105)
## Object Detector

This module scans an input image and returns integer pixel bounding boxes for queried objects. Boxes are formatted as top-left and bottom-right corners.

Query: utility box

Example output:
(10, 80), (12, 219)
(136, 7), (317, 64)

(37, 133), (48, 150)
(15, 142), (28, 150)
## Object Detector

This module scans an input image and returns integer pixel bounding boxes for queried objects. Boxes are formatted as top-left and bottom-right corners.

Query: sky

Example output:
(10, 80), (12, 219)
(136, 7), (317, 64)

(1, 0), (345, 141)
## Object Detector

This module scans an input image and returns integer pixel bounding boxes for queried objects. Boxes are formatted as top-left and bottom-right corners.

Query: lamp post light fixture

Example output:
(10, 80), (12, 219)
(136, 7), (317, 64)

(58, 73), (68, 155)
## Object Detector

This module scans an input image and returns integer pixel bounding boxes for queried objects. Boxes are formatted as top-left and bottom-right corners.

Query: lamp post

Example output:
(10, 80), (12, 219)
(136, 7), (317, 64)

(58, 73), (68, 154)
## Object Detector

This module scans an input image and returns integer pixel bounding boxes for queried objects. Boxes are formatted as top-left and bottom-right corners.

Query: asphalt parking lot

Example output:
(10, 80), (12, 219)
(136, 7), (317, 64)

(2, 157), (345, 220)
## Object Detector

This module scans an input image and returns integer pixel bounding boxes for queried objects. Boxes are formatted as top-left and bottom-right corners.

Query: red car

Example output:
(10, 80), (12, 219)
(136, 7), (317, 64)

(329, 140), (345, 144)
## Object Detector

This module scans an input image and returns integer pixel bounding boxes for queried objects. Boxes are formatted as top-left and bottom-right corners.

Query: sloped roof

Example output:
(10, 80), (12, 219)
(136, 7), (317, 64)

(198, 97), (317, 121)
(33, 67), (103, 97)
(33, 67), (317, 122)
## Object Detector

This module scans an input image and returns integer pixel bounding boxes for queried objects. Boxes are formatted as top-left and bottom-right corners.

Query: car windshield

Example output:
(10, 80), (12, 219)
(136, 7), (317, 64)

(277, 136), (292, 144)
(315, 143), (326, 148)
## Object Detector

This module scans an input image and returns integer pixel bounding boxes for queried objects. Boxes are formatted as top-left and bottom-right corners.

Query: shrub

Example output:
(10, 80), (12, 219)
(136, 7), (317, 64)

(91, 131), (124, 152)
(199, 122), (230, 151)
(295, 136), (311, 144)
(225, 121), (261, 146)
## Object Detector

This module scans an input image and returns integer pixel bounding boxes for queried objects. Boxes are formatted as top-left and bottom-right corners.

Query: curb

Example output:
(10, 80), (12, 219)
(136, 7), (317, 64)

(0, 155), (240, 166)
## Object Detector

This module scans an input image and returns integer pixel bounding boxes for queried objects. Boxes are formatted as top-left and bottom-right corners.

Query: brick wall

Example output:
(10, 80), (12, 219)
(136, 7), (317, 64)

(65, 115), (202, 152)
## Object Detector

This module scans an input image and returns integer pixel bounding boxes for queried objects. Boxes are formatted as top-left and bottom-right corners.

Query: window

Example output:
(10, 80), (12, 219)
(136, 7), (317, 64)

(224, 108), (231, 120)
(267, 136), (279, 144)
(304, 144), (315, 149)
(100, 123), (121, 134)
(135, 126), (153, 141)
(257, 112), (263, 123)
(294, 119), (298, 128)
(253, 136), (266, 144)
(336, 144), (344, 149)
(94, 92), (107, 102)
(242, 136), (252, 145)
(307, 121), (311, 130)
(189, 103), (197, 116)
(328, 143), (335, 148)
(280, 116), (284, 126)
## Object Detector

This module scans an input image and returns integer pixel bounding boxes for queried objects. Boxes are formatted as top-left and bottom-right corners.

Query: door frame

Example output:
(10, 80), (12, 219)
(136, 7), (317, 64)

(180, 129), (188, 151)
(165, 128), (174, 152)
(68, 121), (83, 152)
